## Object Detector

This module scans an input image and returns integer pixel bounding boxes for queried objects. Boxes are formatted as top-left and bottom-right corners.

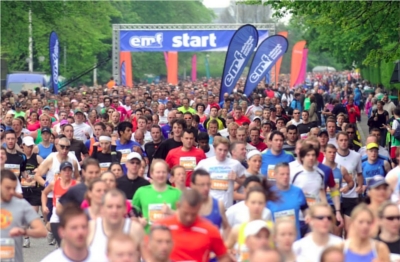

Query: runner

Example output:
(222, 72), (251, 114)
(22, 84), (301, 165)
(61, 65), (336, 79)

(326, 119), (338, 148)
(156, 189), (229, 261)
(165, 129), (206, 186)
(190, 168), (230, 238)
(20, 136), (43, 247)
(0, 169), (47, 262)
(261, 131), (295, 182)
(107, 233), (140, 262)
(62, 124), (89, 165)
(195, 137), (245, 208)
(0, 146), (23, 198)
(198, 132), (216, 157)
(250, 249), (284, 262)
(242, 220), (273, 259)
(117, 152), (149, 200)
(90, 134), (121, 172)
(267, 163), (308, 239)
(292, 203), (343, 262)
(386, 147), (400, 205)
(376, 201), (400, 260)
(87, 189), (144, 262)
(72, 109), (93, 142)
(153, 119), (186, 160)
(274, 220), (297, 262)
(34, 127), (54, 159)
(40, 204), (95, 262)
(144, 125), (163, 164)
(143, 225), (173, 262)
(41, 161), (77, 246)
(361, 142), (391, 189)
(132, 159), (181, 232)
(340, 204), (390, 262)
(320, 247), (345, 262)
(82, 179), (107, 220)
(115, 122), (143, 173)
(85, 122), (106, 155)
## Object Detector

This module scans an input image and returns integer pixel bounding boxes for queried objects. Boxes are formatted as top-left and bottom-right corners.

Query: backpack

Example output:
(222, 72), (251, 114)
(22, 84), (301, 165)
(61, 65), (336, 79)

(393, 120), (400, 140)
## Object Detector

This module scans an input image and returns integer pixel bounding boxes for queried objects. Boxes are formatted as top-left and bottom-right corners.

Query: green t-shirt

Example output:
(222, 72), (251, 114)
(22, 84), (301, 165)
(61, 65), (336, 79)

(14, 111), (26, 119)
(177, 106), (196, 115)
(132, 185), (181, 232)
(304, 97), (311, 111)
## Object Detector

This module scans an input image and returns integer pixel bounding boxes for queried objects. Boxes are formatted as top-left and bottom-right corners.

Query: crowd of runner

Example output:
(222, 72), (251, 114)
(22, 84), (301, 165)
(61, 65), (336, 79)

(0, 73), (400, 262)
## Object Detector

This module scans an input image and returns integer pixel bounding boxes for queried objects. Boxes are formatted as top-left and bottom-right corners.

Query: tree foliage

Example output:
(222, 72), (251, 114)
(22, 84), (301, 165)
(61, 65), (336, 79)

(244, 0), (400, 68)
(0, 1), (215, 84)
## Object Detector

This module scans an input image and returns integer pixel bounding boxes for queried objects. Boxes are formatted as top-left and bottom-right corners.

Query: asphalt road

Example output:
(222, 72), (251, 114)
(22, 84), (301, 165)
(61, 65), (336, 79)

(22, 113), (370, 262)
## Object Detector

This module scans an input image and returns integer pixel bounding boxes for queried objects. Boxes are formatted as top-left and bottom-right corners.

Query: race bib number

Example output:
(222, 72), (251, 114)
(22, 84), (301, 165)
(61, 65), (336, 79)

(148, 203), (171, 224)
(100, 162), (111, 173)
(0, 238), (15, 261)
(274, 209), (295, 223)
(21, 175), (35, 188)
(119, 149), (131, 164)
(238, 247), (249, 262)
(179, 157), (196, 171)
(327, 178), (340, 193)
(4, 164), (20, 177)
(210, 179), (229, 191)
(267, 165), (275, 181)
(305, 193), (317, 206)
(54, 172), (60, 182)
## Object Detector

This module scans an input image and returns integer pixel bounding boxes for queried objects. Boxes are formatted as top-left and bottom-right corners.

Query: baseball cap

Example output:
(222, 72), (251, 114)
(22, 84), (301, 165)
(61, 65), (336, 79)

(15, 102), (22, 108)
(126, 152), (142, 162)
(253, 116), (261, 122)
(41, 127), (51, 134)
(60, 120), (69, 126)
(7, 110), (15, 115)
(282, 98), (287, 102)
(60, 161), (73, 171)
(367, 175), (388, 189)
(244, 220), (272, 239)
(366, 143), (379, 150)
(22, 136), (35, 146)
(318, 130), (328, 137)
(74, 109), (84, 114)
(247, 150), (261, 160)
(43, 106), (50, 110)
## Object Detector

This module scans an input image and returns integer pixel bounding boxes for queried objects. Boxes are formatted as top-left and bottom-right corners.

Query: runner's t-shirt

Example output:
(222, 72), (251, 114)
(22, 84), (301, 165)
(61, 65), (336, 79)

(267, 185), (308, 239)
(0, 197), (39, 262)
(196, 157), (245, 208)
(335, 150), (362, 198)
(132, 185), (181, 232)
(261, 150), (295, 182)
(156, 215), (227, 262)
(165, 146), (206, 187)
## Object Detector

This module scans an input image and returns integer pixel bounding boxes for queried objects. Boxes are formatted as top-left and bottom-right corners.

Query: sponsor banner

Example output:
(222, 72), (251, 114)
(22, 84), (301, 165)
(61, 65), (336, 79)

(120, 61), (126, 86)
(191, 54), (197, 82)
(120, 29), (268, 52)
(49, 31), (59, 94)
(219, 25), (259, 101)
(294, 48), (308, 86)
(272, 31), (288, 88)
(244, 35), (289, 96)
(290, 40), (307, 88)
(120, 52), (133, 87)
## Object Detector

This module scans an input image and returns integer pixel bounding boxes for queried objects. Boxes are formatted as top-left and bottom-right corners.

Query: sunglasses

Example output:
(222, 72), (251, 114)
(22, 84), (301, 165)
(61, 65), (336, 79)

(22, 107), (27, 110)
(383, 216), (400, 221)
(347, 131), (354, 134)
(59, 145), (70, 150)
(312, 215), (332, 221)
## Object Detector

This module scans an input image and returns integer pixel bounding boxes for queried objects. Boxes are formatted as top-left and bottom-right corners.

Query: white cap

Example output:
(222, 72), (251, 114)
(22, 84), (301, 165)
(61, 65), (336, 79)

(244, 220), (272, 239)
(247, 150), (261, 160)
(7, 110), (15, 115)
(126, 152), (142, 161)
(22, 136), (35, 146)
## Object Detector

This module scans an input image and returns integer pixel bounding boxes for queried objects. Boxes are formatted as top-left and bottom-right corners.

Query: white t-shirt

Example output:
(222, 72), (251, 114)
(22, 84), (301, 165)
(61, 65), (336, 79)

(158, 115), (168, 126)
(72, 122), (93, 142)
(335, 150), (362, 198)
(205, 145), (216, 158)
(195, 157), (246, 208)
(290, 163), (325, 217)
(245, 105), (263, 120)
(287, 119), (303, 126)
(225, 201), (272, 227)
(328, 137), (338, 148)
(41, 248), (96, 262)
(293, 234), (343, 262)
(219, 128), (229, 138)
(386, 166), (400, 205)
(131, 130), (152, 144)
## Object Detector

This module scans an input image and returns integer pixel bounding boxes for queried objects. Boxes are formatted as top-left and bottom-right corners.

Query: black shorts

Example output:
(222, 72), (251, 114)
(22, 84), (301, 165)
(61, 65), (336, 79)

(341, 197), (359, 217)
(22, 187), (42, 206)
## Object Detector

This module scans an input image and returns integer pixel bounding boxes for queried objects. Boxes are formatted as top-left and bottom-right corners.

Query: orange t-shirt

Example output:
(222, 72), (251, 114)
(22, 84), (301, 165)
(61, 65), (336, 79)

(107, 80), (116, 89)
(156, 215), (227, 262)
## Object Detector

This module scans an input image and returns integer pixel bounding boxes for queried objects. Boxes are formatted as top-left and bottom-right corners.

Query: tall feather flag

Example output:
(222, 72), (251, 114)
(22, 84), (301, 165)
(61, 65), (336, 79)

(219, 24), (259, 102)
(244, 35), (289, 96)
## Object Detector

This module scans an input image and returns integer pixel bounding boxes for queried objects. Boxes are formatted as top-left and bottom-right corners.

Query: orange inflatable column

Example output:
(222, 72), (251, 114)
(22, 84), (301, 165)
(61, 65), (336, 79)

(167, 52), (178, 85)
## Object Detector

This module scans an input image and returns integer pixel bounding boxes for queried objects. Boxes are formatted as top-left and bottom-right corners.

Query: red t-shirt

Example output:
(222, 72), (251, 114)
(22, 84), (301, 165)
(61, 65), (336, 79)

(318, 151), (325, 163)
(235, 115), (251, 126)
(165, 146), (206, 186)
(251, 141), (268, 152)
(209, 102), (221, 111)
(157, 215), (227, 262)
(345, 105), (360, 124)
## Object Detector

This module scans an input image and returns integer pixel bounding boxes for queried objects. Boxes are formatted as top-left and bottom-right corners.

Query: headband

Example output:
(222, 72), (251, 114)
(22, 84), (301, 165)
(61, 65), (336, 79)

(99, 136), (112, 142)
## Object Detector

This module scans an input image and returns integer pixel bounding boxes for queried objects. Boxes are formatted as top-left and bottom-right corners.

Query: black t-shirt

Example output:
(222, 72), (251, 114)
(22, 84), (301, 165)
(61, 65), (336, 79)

(145, 141), (162, 164)
(69, 139), (88, 161)
(375, 236), (400, 255)
(5, 151), (27, 178)
(59, 183), (88, 206)
(297, 122), (318, 135)
(153, 138), (182, 160)
(91, 145), (121, 164)
(116, 176), (150, 200)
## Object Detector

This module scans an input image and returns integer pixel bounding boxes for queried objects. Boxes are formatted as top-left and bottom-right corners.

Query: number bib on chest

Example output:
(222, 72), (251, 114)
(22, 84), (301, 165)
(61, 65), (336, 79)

(148, 203), (171, 224)
(179, 157), (196, 171)
(267, 165), (275, 181)
(100, 162), (111, 173)
(4, 164), (20, 177)
(209, 166), (231, 191)
(304, 193), (317, 206)
(119, 149), (131, 164)
(0, 238), (15, 261)
(274, 209), (295, 223)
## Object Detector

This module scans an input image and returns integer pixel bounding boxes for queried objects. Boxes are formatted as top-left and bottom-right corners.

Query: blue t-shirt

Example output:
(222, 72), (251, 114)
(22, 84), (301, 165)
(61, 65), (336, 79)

(327, 166), (342, 205)
(261, 149), (295, 176)
(116, 140), (144, 174)
(362, 158), (386, 184)
(267, 185), (308, 239)
(161, 124), (171, 139)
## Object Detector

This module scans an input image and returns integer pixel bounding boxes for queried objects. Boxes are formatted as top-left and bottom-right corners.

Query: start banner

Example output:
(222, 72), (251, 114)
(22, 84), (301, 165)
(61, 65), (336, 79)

(120, 29), (268, 52)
